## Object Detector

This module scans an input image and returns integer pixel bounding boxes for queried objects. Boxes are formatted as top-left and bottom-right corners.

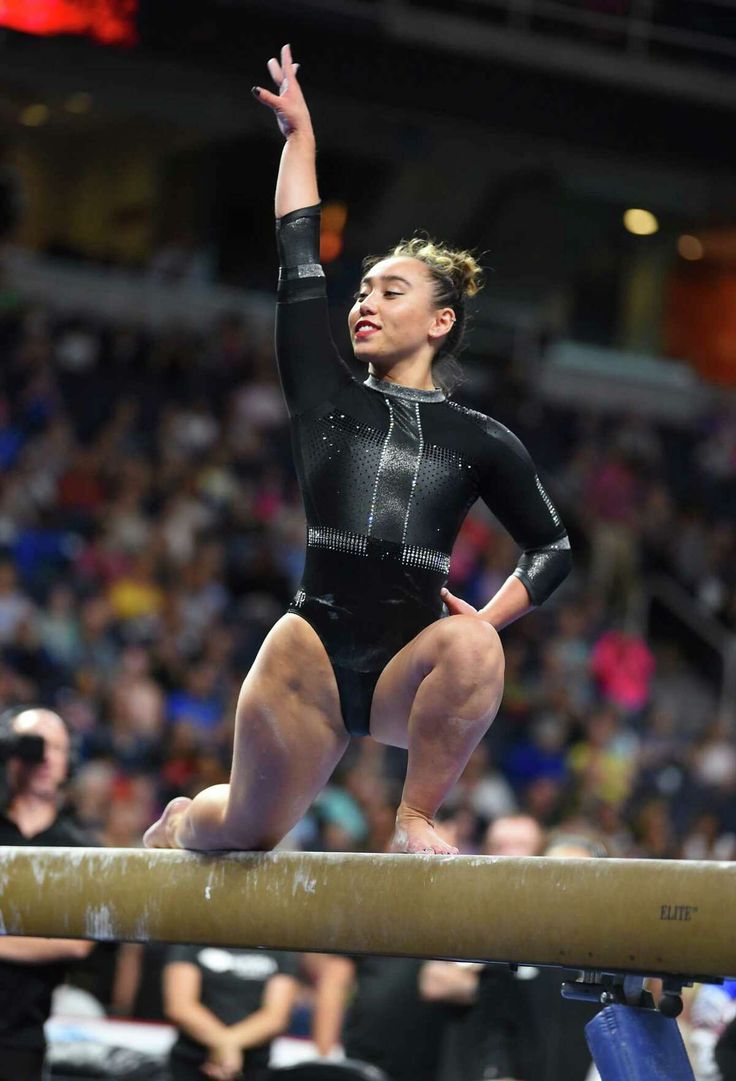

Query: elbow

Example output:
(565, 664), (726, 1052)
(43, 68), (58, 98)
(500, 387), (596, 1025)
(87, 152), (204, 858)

(549, 546), (573, 595)
(163, 1000), (190, 1027)
(516, 537), (572, 607)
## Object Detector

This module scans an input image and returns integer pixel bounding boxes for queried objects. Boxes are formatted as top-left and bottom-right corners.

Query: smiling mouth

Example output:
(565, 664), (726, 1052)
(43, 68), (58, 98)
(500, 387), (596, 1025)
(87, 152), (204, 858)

(354, 320), (380, 337)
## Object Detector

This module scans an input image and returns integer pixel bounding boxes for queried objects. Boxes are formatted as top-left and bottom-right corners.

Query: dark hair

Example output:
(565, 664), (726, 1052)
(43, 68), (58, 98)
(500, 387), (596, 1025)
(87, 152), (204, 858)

(362, 236), (484, 394)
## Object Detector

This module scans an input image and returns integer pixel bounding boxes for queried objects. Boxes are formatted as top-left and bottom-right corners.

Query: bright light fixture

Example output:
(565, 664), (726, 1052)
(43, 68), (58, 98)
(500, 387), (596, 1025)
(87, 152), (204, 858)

(623, 208), (659, 236)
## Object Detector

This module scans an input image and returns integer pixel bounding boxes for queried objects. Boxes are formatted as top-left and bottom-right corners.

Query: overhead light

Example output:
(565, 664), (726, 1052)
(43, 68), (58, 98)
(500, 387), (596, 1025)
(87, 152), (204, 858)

(623, 208), (659, 236)
(20, 103), (49, 127)
(677, 234), (704, 261)
(64, 92), (93, 115)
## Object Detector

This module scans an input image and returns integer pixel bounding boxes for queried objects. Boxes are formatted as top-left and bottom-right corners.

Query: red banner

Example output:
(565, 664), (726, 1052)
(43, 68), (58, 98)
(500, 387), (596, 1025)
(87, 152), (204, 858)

(0, 0), (137, 45)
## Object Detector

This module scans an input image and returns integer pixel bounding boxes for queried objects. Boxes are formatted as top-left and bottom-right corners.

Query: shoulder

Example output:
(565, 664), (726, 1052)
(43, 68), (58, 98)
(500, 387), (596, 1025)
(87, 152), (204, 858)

(444, 399), (533, 467)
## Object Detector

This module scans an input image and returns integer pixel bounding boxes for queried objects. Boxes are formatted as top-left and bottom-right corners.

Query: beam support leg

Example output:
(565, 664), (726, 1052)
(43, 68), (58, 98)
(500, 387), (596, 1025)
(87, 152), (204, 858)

(585, 1004), (696, 1081)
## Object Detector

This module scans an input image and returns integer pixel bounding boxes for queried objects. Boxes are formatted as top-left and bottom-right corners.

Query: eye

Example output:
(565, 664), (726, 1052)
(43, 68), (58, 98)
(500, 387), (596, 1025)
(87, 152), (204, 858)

(384, 291), (403, 298)
(354, 291), (368, 302)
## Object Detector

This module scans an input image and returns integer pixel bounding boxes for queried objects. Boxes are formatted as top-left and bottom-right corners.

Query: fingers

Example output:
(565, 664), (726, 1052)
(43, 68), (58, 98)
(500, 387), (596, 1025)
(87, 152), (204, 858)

(268, 45), (300, 93)
(267, 57), (283, 88)
(281, 42), (294, 74)
(440, 587), (476, 616)
(251, 86), (281, 110)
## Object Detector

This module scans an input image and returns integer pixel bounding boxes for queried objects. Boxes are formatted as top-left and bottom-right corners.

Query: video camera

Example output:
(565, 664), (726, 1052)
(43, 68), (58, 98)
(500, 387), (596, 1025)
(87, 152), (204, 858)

(0, 731), (45, 766)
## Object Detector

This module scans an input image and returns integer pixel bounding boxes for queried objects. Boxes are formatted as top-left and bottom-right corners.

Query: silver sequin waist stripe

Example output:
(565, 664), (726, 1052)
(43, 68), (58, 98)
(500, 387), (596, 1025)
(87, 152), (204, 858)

(306, 526), (451, 575)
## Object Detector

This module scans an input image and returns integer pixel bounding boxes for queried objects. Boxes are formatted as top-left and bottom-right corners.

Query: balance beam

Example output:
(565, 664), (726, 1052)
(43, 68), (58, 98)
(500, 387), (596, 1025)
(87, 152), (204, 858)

(0, 847), (733, 980)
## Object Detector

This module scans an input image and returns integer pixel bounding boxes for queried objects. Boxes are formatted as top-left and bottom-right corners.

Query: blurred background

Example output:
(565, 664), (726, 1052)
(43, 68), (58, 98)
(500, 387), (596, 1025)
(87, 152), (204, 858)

(0, 1), (735, 1078)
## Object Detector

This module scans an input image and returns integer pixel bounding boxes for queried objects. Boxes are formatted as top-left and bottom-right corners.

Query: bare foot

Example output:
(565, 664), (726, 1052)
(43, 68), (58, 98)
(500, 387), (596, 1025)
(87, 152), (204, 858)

(143, 796), (192, 849)
(390, 811), (459, 855)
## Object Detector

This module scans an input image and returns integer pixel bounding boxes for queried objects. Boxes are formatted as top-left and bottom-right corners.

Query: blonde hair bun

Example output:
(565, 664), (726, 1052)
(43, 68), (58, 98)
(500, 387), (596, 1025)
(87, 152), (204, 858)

(388, 236), (484, 300)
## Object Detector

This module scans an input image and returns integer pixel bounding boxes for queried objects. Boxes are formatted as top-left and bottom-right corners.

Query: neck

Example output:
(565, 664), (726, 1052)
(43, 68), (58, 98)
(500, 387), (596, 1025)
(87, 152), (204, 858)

(368, 352), (436, 391)
(7, 791), (59, 837)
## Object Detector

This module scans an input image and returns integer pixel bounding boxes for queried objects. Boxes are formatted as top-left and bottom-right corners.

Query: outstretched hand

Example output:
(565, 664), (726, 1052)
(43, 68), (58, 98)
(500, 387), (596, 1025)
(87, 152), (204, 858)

(441, 587), (479, 617)
(252, 43), (312, 140)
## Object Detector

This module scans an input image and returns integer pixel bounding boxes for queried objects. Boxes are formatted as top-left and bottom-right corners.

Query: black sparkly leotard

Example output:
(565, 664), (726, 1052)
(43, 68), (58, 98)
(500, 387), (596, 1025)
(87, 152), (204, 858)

(276, 205), (571, 736)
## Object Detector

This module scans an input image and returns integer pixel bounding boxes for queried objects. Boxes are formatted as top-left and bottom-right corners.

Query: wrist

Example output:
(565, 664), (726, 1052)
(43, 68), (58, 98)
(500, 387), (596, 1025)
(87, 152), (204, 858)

(285, 125), (316, 149)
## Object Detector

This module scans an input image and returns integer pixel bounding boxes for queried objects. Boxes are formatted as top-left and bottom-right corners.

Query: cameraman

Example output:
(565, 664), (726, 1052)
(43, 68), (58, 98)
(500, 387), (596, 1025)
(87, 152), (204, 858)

(0, 707), (93, 1080)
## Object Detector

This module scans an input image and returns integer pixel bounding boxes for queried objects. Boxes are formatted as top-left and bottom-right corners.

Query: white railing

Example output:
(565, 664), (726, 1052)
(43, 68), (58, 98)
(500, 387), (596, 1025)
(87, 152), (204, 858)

(447, 0), (736, 67)
(1, 247), (274, 333)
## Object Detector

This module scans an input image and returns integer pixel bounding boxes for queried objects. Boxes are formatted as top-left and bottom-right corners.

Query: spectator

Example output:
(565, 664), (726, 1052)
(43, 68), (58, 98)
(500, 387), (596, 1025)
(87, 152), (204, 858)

(567, 706), (638, 810)
(591, 624), (655, 719)
(0, 707), (94, 1081)
(0, 560), (34, 645)
(420, 813), (547, 1081)
(163, 944), (299, 1081)
(483, 813), (545, 857)
(312, 952), (450, 1081)
(514, 832), (609, 1081)
(167, 662), (226, 737)
(585, 447), (642, 614)
(420, 959), (530, 1081)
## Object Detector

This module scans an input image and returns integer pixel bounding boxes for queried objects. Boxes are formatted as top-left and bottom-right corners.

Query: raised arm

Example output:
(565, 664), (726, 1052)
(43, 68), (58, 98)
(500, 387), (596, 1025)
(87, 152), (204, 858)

(252, 43), (318, 217)
(253, 45), (353, 417)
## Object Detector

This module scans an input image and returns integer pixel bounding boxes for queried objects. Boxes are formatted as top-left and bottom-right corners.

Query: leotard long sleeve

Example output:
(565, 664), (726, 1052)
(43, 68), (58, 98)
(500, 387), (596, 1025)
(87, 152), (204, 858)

(275, 205), (571, 734)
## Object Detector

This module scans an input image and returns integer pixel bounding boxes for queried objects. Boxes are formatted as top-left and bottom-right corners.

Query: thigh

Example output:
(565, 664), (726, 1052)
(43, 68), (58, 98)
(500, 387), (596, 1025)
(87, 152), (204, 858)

(225, 614), (350, 829)
(369, 615), (503, 750)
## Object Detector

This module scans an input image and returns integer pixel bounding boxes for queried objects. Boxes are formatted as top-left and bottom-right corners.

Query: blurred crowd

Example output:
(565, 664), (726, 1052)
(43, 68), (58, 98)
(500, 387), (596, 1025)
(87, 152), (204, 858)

(1, 291), (734, 856)
(0, 285), (735, 1076)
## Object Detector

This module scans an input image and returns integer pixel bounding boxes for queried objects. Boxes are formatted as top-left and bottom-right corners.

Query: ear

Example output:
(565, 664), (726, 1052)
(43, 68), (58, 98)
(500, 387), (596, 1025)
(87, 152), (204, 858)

(428, 307), (456, 344)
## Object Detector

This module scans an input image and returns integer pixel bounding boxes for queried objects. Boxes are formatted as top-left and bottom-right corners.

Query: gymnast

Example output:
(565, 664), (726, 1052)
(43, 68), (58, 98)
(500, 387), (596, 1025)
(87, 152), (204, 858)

(144, 44), (571, 856)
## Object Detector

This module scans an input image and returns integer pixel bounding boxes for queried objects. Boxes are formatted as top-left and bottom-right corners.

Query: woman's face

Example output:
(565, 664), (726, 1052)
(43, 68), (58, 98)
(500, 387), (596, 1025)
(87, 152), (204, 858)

(348, 256), (454, 368)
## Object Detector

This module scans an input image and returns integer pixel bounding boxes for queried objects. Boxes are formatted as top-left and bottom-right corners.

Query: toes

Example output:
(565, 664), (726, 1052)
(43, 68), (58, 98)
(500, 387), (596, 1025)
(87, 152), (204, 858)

(142, 821), (164, 848)
(143, 797), (191, 848)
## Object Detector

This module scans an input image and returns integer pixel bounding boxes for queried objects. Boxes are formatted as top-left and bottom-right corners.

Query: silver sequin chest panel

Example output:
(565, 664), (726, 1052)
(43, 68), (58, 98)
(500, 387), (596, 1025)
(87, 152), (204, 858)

(298, 404), (478, 560)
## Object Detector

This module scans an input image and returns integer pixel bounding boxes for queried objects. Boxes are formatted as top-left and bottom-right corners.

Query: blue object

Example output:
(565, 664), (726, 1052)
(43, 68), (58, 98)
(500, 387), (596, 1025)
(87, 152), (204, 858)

(586, 1005), (695, 1081)
(167, 691), (222, 730)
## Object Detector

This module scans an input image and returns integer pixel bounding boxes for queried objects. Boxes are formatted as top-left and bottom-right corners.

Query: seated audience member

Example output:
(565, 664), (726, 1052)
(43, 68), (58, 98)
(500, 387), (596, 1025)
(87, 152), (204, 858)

(420, 828), (606, 1081)
(483, 813), (546, 857)
(419, 813), (547, 1081)
(516, 833), (608, 1081)
(420, 960), (530, 1081)
(163, 944), (299, 1080)
(312, 953), (449, 1081)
